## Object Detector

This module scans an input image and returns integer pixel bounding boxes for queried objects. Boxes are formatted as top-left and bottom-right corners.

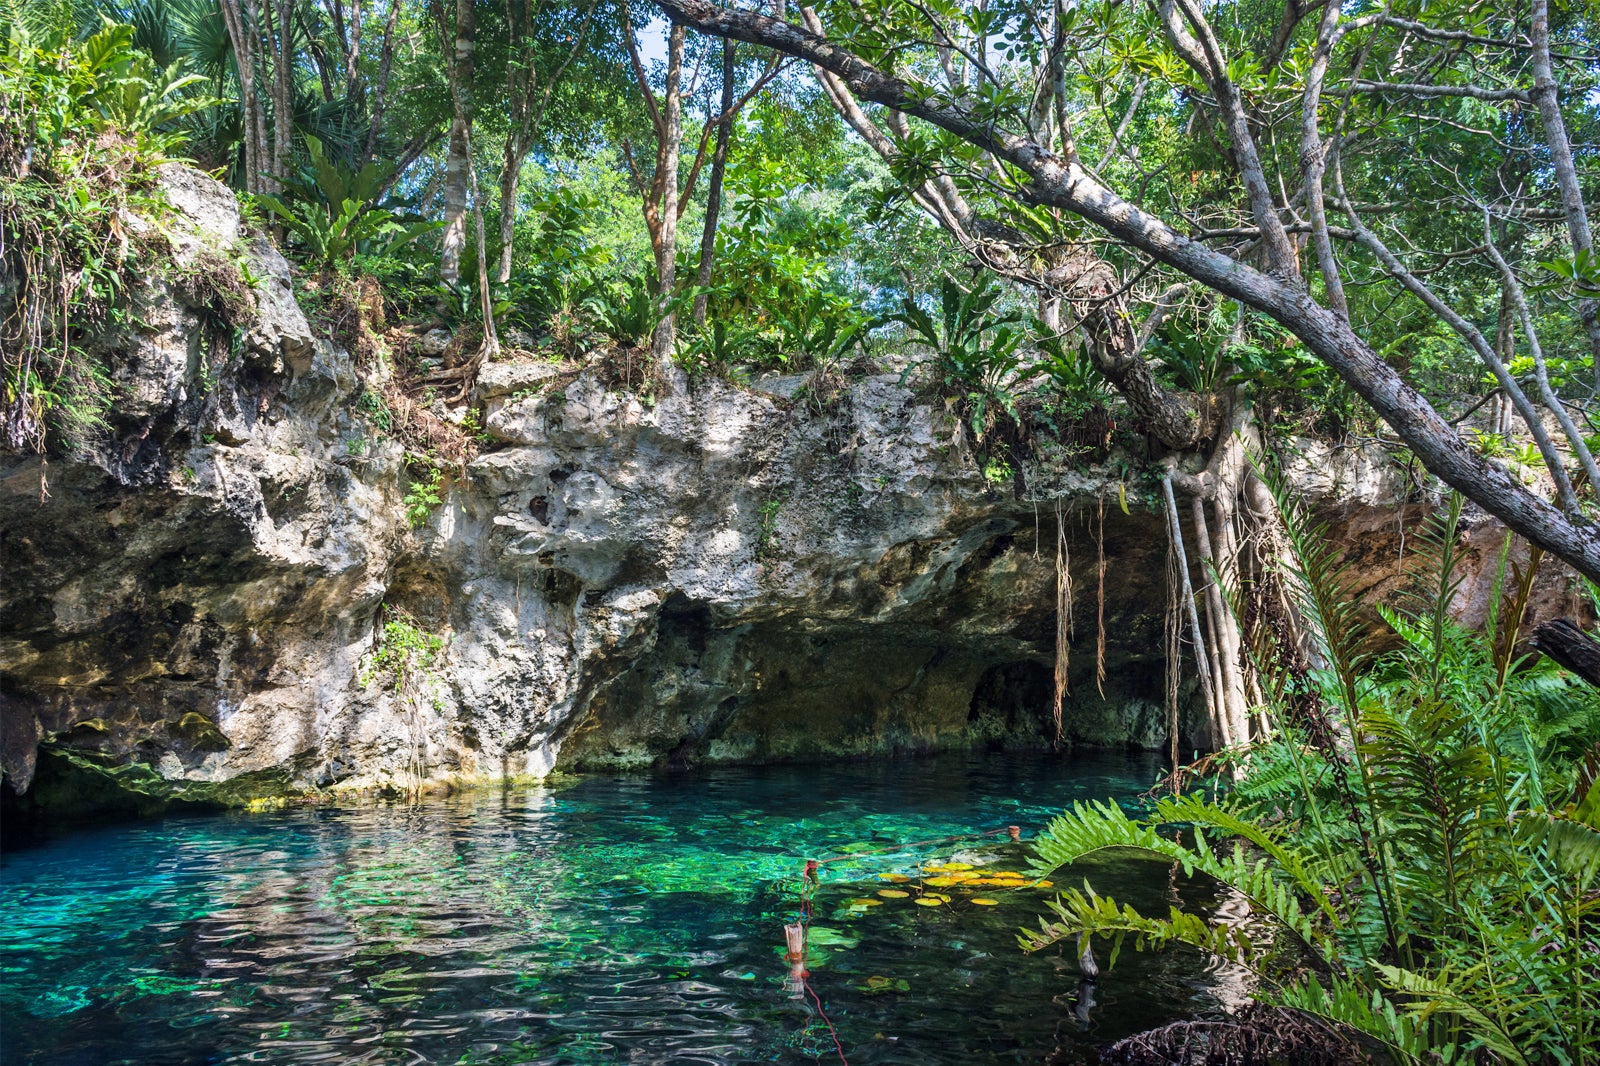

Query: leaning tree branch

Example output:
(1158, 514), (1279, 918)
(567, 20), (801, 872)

(1530, 619), (1600, 688)
(1529, 0), (1600, 393)
(798, 4), (1204, 449)
(1165, 0), (1299, 279)
(648, 0), (1600, 581)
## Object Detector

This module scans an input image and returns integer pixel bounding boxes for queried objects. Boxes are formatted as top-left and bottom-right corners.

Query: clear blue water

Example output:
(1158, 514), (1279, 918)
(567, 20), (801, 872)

(0, 751), (1235, 1065)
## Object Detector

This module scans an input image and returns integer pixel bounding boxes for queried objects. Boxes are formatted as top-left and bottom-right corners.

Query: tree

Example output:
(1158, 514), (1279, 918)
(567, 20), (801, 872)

(439, 0), (476, 288)
(491, 0), (602, 284)
(619, 1), (784, 367)
(648, 0), (1600, 587)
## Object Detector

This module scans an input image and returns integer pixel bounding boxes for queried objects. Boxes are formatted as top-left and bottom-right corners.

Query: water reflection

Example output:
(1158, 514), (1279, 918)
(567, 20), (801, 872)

(2, 751), (1244, 1064)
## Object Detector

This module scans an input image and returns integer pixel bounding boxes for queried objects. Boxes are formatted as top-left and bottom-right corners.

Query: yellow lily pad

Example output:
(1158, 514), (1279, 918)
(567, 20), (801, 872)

(849, 898), (883, 907)
(924, 876), (959, 887)
(944, 862), (974, 871)
(914, 897), (943, 907)
(877, 889), (910, 898)
(879, 873), (911, 883)
(970, 898), (999, 906)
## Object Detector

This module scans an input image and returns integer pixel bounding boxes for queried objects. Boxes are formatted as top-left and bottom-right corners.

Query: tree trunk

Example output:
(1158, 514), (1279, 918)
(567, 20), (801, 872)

(440, 0), (477, 289)
(691, 37), (737, 330)
(361, 0), (400, 168)
(1163, 473), (1218, 748)
(649, 21), (687, 368)
(217, 0), (262, 193)
(270, 0), (294, 188)
(494, 0), (601, 284)
(495, 127), (528, 286)
(494, 0), (536, 286)
(468, 138), (501, 363)
(1528, 0), (1600, 393)
(1190, 497), (1238, 749)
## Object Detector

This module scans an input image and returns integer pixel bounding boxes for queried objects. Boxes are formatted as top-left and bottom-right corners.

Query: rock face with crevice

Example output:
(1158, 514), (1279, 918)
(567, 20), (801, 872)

(1, 168), (1589, 817)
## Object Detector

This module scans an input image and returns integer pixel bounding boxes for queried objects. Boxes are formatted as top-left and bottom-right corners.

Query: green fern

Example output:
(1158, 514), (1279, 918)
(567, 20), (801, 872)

(1020, 487), (1600, 1065)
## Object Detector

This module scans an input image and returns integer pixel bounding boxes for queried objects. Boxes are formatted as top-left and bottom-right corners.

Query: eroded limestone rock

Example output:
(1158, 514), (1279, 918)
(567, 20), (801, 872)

(3, 167), (1589, 818)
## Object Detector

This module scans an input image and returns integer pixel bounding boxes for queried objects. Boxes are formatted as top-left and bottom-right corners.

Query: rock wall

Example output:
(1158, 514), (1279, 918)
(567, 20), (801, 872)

(2, 169), (1589, 815)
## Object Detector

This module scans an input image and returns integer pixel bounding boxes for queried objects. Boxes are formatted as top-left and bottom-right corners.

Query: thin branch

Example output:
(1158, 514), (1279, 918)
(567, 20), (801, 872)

(1350, 79), (1530, 101)
(1481, 216), (1600, 496)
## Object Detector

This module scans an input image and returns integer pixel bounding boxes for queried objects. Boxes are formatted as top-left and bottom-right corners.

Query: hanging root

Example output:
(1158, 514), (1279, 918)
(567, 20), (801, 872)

(1053, 500), (1071, 747)
(1164, 511), (1182, 774)
(1095, 495), (1107, 699)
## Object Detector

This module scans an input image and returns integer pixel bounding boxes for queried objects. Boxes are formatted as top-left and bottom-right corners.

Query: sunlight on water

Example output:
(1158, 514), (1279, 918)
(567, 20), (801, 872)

(1, 751), (1236, 1064)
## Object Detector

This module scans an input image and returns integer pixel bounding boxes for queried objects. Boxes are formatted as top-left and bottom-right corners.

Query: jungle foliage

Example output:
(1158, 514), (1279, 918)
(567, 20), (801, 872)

(1, 19), (214, 454)
(5, 1), (1600, 1056)
(1024, 491), (1600, 1064)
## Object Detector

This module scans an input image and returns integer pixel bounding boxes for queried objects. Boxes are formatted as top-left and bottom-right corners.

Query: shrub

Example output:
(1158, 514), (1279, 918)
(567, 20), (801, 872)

(892, 275), (1030, 442)
(361, 606), (446, 691)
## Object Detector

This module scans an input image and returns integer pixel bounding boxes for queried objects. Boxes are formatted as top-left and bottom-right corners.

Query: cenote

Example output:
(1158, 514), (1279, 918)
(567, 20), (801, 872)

(0, 751), (1239, 1065)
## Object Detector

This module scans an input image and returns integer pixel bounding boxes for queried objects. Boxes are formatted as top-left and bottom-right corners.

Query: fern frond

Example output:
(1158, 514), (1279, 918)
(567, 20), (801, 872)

(1374, 965), (1531, 1066)
(1269, 974), (1439, 1065)
(1030, 800), (1335, 960)
(1153, 794), (1344, 927)
(1018, 887), (1258, 967)
(1543, 814), (1600, 887)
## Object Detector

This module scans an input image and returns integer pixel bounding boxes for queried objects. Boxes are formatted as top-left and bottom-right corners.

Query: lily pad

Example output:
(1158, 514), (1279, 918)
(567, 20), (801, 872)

(969, 898), (999, 906)
(914, 897), (943, 907)
(860, 975), (912, 995)
(877, 889), (910, 898)
(806, 927), (858, 949)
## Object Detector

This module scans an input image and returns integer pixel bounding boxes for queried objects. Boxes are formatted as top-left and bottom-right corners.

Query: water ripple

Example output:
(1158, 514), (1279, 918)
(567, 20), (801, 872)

(2, 750), (1237, 1065)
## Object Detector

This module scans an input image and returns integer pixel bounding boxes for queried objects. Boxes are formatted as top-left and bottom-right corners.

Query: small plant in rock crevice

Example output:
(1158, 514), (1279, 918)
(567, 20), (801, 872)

(403, 463), (445, 529)
(755, 495), (786, 559)
(361, 606), (446, 693)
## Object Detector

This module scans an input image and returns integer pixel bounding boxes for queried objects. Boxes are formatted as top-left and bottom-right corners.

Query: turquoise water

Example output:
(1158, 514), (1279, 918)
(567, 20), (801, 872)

(1, 751), (1234, 1064)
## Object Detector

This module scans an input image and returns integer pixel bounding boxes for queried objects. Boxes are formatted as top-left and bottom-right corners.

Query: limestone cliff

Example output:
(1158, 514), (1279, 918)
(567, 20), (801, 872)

(1, 169), (1587, 816)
